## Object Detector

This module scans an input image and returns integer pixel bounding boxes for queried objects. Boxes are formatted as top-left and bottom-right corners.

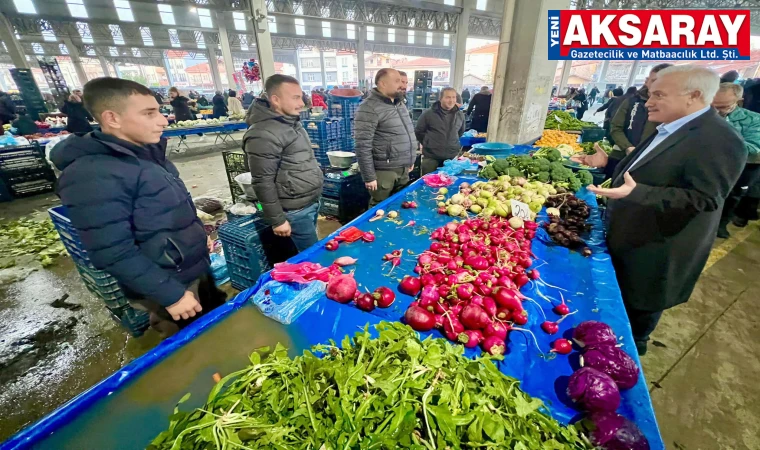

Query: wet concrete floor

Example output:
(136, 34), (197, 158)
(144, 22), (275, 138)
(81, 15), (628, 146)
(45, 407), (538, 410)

(0, 147), (758, 448)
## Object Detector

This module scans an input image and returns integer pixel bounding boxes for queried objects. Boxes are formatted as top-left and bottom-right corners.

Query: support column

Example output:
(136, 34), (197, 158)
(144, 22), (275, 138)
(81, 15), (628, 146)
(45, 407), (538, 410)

(63, 37), (88, 88)
(248, 0), (276, 81)
(452, 0), (472, 92)
(319, 50), (327, 89)
(98, 55), (111, 77)
(357, 25), (365, 88)
(626, 60), (640, 88)
(162, 52), (175, 86)
(489, 0), (571, 144)
(294, 49), (302, 83)
(595, 59), (610, 89)
(558, 60), (571, 95)
(216, 15), (237, 90)
(206, 48), (223, 92)
(0, 15), (29, 69)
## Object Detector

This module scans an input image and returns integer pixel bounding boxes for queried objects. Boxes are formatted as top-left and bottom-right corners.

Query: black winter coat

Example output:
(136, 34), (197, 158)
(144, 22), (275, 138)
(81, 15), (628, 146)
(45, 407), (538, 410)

(171, 96), (194, 121)
(60, 101), (93, 133)
(243, 99), (323, 227)
(466, 92), (492, 132)
(212, 94), (228, 119)
(606, 109), (746, 312)
(51, 132), (209, 307)
(415, 101), (465, 161)
(0, 93), (16, 125)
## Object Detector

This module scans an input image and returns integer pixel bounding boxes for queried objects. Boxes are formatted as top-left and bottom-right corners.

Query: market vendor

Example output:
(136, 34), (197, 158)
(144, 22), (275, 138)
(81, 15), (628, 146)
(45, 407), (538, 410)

(355, 68), (417, 207)
(415, 87), (466, 175)
(466, 86), (492, 133)
(244, 75), (323, 252)
(12, 111), (37, 136)
(168, 87), (194, 122)
(51, 77), (226, 338)
(60, 93), (93, 134)
(589, 65), (745, 356)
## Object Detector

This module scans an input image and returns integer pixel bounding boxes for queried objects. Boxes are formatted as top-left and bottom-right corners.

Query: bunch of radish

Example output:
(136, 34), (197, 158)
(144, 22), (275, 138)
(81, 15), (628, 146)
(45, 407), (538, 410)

(401, 215), (548, 355)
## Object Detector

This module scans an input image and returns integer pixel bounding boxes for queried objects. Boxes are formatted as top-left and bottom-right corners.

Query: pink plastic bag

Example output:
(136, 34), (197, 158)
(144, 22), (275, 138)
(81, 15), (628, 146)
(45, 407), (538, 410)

(422, 172), (456, 187)
(271, 262), (342, 284)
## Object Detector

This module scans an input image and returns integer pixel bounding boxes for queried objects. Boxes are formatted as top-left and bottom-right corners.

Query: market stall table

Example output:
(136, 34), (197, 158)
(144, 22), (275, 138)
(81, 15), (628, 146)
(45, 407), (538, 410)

(161, 121), (248, 150)
(1, 178), (663, 450)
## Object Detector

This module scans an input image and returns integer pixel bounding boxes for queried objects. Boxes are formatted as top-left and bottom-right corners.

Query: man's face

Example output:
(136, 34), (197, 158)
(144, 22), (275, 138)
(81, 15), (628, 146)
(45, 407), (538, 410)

(440, 90), (457, 110)
(101, 94), (168, 144)
(378, 70), (402, 98)
(169, 90), (178, 99)
(271, 82), (305, 116)
(644, 70), (659, 90)
(399, 74), (408, 94)
(645, 73), (700, 123)
(73, 89), (82, 97)
(712, 90), (738, 117)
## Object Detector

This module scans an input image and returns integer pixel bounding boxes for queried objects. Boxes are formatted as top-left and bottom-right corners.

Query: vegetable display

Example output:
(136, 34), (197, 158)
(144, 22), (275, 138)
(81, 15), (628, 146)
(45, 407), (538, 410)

(544, 111), (598, 131)
(149, 322), (593, 449)
(0, 218), (67, 268)
(479, 155), (593, 192)
(543, 194), (593, 256)
(167, 118), (228, 129)
(567, 367), (621, 412)
(438, 177), (555, 219)
(581, 140), (613, 155)
(584, 412), (651, 450)
(534, 130), (583, 152)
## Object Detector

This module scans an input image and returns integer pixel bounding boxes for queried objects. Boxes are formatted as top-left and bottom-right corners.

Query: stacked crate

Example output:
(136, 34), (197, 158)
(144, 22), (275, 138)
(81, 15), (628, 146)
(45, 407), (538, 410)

(48, 206), (150, 337)
(0, 143), (56, 200)
(320, 168), (370, 223)
(411, 71), (434, 123)
(326, 95), (362, 151)
(222, 150), (250, 203)
(304, 118), (344, 167)
(10, 69), (47, 120)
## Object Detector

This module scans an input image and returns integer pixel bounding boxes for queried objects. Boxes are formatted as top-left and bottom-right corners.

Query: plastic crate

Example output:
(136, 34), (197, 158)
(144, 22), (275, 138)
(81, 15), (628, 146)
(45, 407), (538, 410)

(299, 110), (310, 120)
(76, 265), (131, 309)
(218, 214), (298, 290)
(108, 304), (150, 337)
(304, 118), (343, 142)
(319, 174), (369, 223)
(0, 176), (11, 202)
(312, 140), (340, 167)
(5, 169), (56, 197)
(222, 151), (249, 200)
(328, 96), (361, 120)
(581, 127), (606, 142)
(340, 138), (355, 151)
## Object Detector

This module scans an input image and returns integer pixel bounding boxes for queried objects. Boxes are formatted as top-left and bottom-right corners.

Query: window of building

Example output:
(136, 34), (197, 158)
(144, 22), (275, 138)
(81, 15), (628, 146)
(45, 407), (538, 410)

(110, 24), (125, 45)
(295, 18), (305, 35)
(59, 44), (68, 54)
(113, 0), (134, 21)
(41, 26), (57, 42)
(76, 22), (93, 43)
(367, 26), (374, 41)
(347, 24), (355, 40)
(443, 34), (450, 47)
(168, 28), (181, 48)
(426, 31), (432, 45)
(269, 16), (277, 33)
(306, 73), (316, 81)
(109, 46), (119, 56)
(388, 28), (395, 43)
(476, 0), (487, 10)
(408, 30), (415, 44)
(343, 71), (349, 79)
(158, 5), (176, 25)
(322, 21), (331, 38)
(132, 48), (141, 57)
(66, 0), (88, 18)
(327, 72), (336, 82)
(14, 0), (36, 14)
(32, 43), (44, 54)
(233, 12), (246, 30)
(444, 0), (455, 4)
(198, 8), (213, 28)
(140, 26), (153, 46)
(239, 35), (249, 51)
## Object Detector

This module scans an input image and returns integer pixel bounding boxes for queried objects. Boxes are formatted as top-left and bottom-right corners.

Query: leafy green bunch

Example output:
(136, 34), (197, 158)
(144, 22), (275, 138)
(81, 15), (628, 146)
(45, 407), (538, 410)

(150, 322), (592, 450)
(0, 218), (67, 268)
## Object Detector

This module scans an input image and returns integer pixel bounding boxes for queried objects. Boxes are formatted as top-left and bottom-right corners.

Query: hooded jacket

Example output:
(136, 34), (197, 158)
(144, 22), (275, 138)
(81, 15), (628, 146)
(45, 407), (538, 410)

(354, 89), (417, 182)
(170, 95), (194, 122)
(50, 132), (209, 307)
(610, 87), (659, 156)
(60, 101), (93, 133)
(212, 94), (227, 119)
(726, 106), (760, 164)
(415, 101), (466, 161)
(243, 99), (323, 227)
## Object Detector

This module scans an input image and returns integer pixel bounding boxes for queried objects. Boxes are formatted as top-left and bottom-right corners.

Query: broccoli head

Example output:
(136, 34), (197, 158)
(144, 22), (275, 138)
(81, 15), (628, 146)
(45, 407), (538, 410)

(506, 167), (524, 178)
(544, 148), (562, 162)
(535, 157), (551, 172)
(480, 165), (498, 179)
(491, 159), (511, 175)
(550, 165), (574, 183)
(577, 170), (594, 186)
(568, 176), (582, 192)
(535, 171), (551, 183)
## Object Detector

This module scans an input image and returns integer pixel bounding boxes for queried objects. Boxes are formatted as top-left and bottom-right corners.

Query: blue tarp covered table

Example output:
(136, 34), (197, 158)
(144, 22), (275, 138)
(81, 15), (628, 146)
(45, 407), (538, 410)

(160, 121), (248, 149)
(2, 176), (663, 450)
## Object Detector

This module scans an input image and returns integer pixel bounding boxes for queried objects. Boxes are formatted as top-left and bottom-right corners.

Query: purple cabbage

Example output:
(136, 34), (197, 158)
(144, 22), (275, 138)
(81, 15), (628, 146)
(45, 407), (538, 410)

(586, 412), (650, 450)
(582, 345), (640, 390)
(572, 321), (618, 348)
(567, 367), (621, 412)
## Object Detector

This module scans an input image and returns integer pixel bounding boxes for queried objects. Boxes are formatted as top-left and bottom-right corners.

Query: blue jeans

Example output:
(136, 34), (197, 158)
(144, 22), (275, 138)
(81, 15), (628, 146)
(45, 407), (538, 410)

(285, 201), (320, 252)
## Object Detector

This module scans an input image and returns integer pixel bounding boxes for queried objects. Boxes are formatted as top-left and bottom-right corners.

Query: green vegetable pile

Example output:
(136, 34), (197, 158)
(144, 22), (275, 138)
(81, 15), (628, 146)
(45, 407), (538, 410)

(544, 111), (597, 131)
(479, 154), (593, 192)
(150, 322), (592, 450)
(581, 141), (613, 155)
(0, 218), (67, 268)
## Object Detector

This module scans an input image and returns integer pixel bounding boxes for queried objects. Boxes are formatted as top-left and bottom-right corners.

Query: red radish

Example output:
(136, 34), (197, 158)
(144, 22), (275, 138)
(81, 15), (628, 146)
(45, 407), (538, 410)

(420, 273), (436, 286)
(551, 339), (573, 355)
(481, 336), (507, 355)
(541, 310), (576, 334)
(515, 273), (530, 287)
(325, 240), (340, 251)
(404, 306), (436, 331)
(469, 295), (484, 307)
(456, 283), (474, 300)
(333, 256), (357, 267)
(459, 304), (491, 330)
(325, 274), (357, 304)
(458, 329), (484, 348)
(373, 287), (395, 308)
(493, 288), (522, 311)
(354, 293), (376, 311)
(430, 242), (443, 252)
(437, 207), (447, 214)
(484, 321), (509, 340)
(496, 307), (511, 321)
(443, 316), (465, 335)
(401, 220), (416, 228)
(399, 276), (421, 296)
(361, 231), (375, 242)
(553, 292), (572, 316)
(464, 255), (489, 270)
(527, 269), (540, 280)
(437, 284), (451, 298)
(476, 284), (493, 296)
(512, 310), (529, 325)
(418, 253), (433, 265)
(482, 296), (497, 317)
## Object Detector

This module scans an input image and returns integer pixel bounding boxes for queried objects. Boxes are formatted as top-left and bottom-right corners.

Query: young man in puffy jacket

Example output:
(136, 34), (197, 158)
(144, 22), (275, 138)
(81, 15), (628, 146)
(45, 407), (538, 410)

(244, 75), (323, 251)
(355, 68), (417, 206)
(415, 87), (466, 175)
(51, 78), (225, 338)
(712, 82), (760, 238)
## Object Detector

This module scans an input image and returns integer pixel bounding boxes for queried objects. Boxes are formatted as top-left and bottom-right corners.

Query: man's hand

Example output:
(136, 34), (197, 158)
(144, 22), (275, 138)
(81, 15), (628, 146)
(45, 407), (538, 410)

(588, 172), (637, 199)
(365, 180), (377, 191)
(166, 291), (202, 321)
(626, 146), (635, 154)
(207, 236), (214, 254)
(273, 221), (291, 237)
(409, 165), (415, 173)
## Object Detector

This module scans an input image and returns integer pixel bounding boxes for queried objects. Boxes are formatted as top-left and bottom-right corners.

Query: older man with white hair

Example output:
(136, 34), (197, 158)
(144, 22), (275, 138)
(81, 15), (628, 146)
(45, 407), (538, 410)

(712, 82), (760, 238)
(590, 65), (746, 355)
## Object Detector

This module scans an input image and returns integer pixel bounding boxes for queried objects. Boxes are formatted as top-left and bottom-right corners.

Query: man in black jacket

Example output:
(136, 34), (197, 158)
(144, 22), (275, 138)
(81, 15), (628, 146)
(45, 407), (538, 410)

(590, 66), (745, 355)
(51, 77), (225, 338)
(415, 87), (466, 175)
(244, 75), (323, 251)
(466, 86), (492, 132)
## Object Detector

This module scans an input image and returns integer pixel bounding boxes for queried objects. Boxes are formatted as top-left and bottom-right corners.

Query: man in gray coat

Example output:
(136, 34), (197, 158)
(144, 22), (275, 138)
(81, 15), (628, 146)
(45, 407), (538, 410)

(243, 75), (324, 252)
(355, 68), (417, 206)
(415, 87), (466, 175)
